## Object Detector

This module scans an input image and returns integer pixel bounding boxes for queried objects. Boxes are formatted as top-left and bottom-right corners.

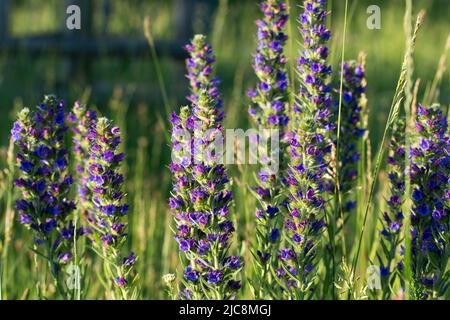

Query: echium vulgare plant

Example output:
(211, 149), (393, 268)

(277, 0), (333, 299)
(185, 34), (222, 110)
(377, 118), (406, 299)
(67, 102), (98, 212)
(169, 35), (242, 300)
(409, 104), (449, 300)
(338, 59), (367, 221)
(85, 117), (138, 300)
(11, 95), (77, 297)
(170, 91), (242, 300)
(246, 0), (290, 298)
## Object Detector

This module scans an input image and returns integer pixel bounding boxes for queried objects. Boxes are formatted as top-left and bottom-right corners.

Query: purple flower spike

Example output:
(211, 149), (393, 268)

(67, 102), (98, 210)
(377, 118), (406, 298)
(338, 57), (367, 218)
(409, 104), (449, 299)
(185, 34), (222, 109)
(248, 0), (290, 130)
(279, 0), (332, 298)
(12, 95), (76, 294)
(170, 35), (242, 300)
(247, 0), (290, 299)
(85, 117), (138, 299)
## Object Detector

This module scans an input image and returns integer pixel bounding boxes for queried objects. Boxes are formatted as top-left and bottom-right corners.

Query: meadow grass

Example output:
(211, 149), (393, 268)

(0, 0), (449, 299)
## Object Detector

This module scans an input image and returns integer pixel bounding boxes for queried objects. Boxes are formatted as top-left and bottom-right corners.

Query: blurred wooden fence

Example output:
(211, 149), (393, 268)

(0, 0), (217, 60)
(0, 0), (218, 96)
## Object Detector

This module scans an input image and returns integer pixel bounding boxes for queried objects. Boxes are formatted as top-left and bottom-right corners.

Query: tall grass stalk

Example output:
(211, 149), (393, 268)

(211, 0), (229, 52)
(329, 0), (359, 67)
(144, 16), (171, 117)
(423, 35), (450, 105)
(402, 0), (414, 300)
(333, 0), (349, 294)
(144, 16), (173, 144)
(325, 0), (348, 299)
(133, 136), (148, 280)
(1, 138), (15, 300)
(350, 9), (426, 288)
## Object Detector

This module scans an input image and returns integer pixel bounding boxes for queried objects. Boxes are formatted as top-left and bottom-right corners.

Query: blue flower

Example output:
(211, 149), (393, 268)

(123, 252), (137, 267)
(55, 158), (67, 170)
(11, 122), (23, 142)
(390, 222), (401, 233)
(269, 228), (280, 242)
(416, 203), (430, 217)
(380, 266), (390, 277)
(35, 145), (51, 159)
(184, 267), (200, 283)
(225, 256), (241, 269)
(206, 270), (223, 284)
(20, 161), (34, 173)
(266, 205), (279, 217)
(179, 239), (190, 252)
(412, 188), (424, 202)
(115, 277), (127, 287)
(19, 214), (32, 225)
(55, 109), (65, 126)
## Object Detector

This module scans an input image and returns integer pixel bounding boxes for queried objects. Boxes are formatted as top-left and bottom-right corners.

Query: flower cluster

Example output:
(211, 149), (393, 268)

(378, 118), (406, 298)
(185, 34), (222, 110)
(410, 104), (449, 299)
(247, 0), (289, 129)
(170, 35), (242, 300)
(338, 59), (367, 214)
(295, 0), (333, 131)
(85, 117), (138, 299)
(67, 102), (98, 211)
(247, 0), (290, 297)
(278, 0), (332, 298)
(12, 95), (76, 292)
(171, 92), (242, 300)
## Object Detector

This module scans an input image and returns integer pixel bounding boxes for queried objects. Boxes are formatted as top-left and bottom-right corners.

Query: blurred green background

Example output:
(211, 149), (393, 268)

(0, 0), (448, 299)
(0, 0), (449, 145)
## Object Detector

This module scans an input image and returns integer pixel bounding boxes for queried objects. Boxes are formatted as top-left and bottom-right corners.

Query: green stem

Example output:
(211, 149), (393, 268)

(350, 9), (425, 284)
(331, 0), (349, 300)
(402, 0), (414, 300)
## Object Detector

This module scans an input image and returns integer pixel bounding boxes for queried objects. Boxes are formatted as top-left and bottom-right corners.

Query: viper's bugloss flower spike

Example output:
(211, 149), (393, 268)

(170, 35), (242, 300)
(67, 102), (98, 210)
(12, 95), (76, 297)
(171, 91), (242, 300)
(185, 34), (222, 110)
(409, 104), (449, 300)
(338, 60), (367, 215)
(295, 0), (333, 127)
(378, 118), (406, 298)
(248, 0), (289, 129)
(86, 117), (138, 300)
(278, 0), (332, 298)
(247, 0), (290, 299)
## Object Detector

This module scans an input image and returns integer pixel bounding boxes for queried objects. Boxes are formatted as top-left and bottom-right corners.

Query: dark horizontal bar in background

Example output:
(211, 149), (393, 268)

(0, 34), (187, 60)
